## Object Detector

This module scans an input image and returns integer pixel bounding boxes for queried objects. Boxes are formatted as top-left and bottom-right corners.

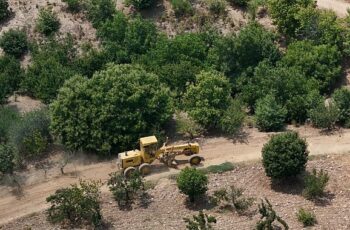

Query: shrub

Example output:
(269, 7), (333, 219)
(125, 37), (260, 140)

(255, 94), (286, 132)
(46, 180), (102, 228)
(309, 100), (339, 130)
(125, 0), (154, 10)
(184, 210), (216, 230)
(0, 144), (14, 175)
(208, 0), (226, 15)
(303, 168), (329, 200)
(332, 87), (350, 126)
(0, 0), (11, 22)
(83, 0), (116, 28)
(107, 171), (144, 208)
(63, 0), (81, 12)
(262, 131), (308, 179)
(177, 167), (208, 202)
(296, 208), (317, 227)
(211, 185), (254, 214)
(0, 56), (23, 104)
(36, 8), (61, 36)
(176, 112), (205, 139)
(0, 107), (19, 143)
(256, 198), (288, 230)
(220, 100), (245, 135)
(171, 0), (193, 16)
(0, 29), (28, 58)
(183, 70), (231, 128)
(227, 0), (249, 7)
(50, 64), (173, 154)
(9, 109), (50, 161)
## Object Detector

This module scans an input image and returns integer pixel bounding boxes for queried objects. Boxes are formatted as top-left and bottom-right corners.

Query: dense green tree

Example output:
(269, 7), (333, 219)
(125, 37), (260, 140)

(309, 100), (339, 130)
(219, 100), (245, 135)
(0, 144), (14, 175)
(0, 56), (23, 104)
(50, 64), (173, 154)
(0, 0), (11, 22)
(36, 8), (61, 36)
(125, 0), (154, 10)
(0, 29), (28, 58)
(63, 0), (81, 12)
(83, 0), (116, 28)
(255, 94), (286, 132)
(177, 167), (208, 202)
(332, 87), (350, 126)
(183, 70), (231, 128)
(0, 107), (19, 143)
(262, 131), (308, 179)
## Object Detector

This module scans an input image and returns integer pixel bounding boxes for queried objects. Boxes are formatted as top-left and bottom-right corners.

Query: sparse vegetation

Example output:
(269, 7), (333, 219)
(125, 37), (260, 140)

(171, 0), (193, 17)
(201, 162), (235, 174)
(36, 8), (61, 36)
(303, 168), (330, 200)
(63, 0), (81, 12)
(184, 210), (217, 230)
(256, 198), (289, 230)
(309, 100), (339, 130)
(208, 0), (226, 16)
(125, 0), (154, 10)
(0, 29), (28, 58)
(176, 112), (205, 139)
(177, 167), (208, 202)
(296, 208), (317, 227)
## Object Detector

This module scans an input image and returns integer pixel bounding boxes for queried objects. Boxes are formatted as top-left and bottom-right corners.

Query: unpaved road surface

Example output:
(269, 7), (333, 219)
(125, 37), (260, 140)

(1, 126), (350, 225)
(317, 0), (350, 17)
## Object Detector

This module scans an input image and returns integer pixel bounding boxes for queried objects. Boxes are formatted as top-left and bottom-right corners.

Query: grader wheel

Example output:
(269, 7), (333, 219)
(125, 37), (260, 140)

(189, 154), (201, 166)
(139, 163), (152, 176)
(124, 167), (136, 177)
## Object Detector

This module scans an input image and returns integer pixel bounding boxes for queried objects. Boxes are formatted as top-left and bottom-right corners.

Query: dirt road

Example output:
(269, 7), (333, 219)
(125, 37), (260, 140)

(1, 126), (350, 226)
(317, 0), (350, 17)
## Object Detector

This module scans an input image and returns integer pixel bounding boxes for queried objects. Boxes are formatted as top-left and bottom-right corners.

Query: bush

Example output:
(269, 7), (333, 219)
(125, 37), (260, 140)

(108, 171), (144, 208)
(255, 94), (286, 132)
(256, 198), (288, 230)
(36, 8), (60, 36)
(0, 56), (23, 104)
(0, 107), (19, 143)
(46, 180), (102, 228)
(9, 109), (50, 161)
(211, 185), (254, 214)
(0, 0), (11, 22)
(0, 29), (28, 58)
(220, 100), (245, 135)
(332, 87), (350, 126)
(208, 0), (226, 15)
(262, 131), (308, 179)
(184, 210), (216, 230)
(296, 208), (317, 227)
(125, 0), (154, 10)
(177, 167), (208, 202)
(227, 0), (249, 7)
(0, 144), (14, 174)
(63, 0), (81, 12)
(176, 112), (205, 139)
(50, 64), (173, 154)
(83, 0), (116, 28)
(183, 70), (231, 128)
(303, 168), (329, 200)
(171, 0), (193, 17)
(309, 100), (339, 130)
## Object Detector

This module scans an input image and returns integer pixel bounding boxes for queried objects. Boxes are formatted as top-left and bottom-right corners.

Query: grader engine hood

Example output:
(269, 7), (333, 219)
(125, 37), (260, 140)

(118, 150), (142, 169)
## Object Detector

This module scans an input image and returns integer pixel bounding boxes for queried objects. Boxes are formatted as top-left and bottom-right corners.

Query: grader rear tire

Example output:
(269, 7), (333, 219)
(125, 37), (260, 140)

(124, 167), (136, 177)
(139, 163), (152, 176)
(189, 155), (201, 166)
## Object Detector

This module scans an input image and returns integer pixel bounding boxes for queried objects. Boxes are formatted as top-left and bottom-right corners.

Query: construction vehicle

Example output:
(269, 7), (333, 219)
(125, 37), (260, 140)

(117, 136), (202, 176)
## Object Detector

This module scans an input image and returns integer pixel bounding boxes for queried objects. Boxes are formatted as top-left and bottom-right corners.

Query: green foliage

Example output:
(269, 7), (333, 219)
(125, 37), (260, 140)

(201, 162), (235, 174)
(171, 0), (193, 17)
(256, 198), (289, 230)
(255, 94), (286, 132)
(219, 100), (245, 135)
(46, 180), (102, 228)
(227, 0), (249, 7)
(303, 168), (329, 200)
(183, 70), (231, 128)
(0, 144), (14, 174)
(262, 131), (308, 179)
(208, 0), (226, 16)
(0, 0), (11, 22)
(107, 171), (144, 208)
(184, 210), (217, 230)
(0, 107), (19, 143)
(211, 185), (254, 214)
(125, 0), (154, 10)
(0, 56), (23, 104)
(296, 208), (317, 227)
(50, 64), (173, 154)
(9, 109), (50, 161)
(36, 8), (61, 36)
(176, 112), (205, 139)
(83, 0), (116, 28)
(63, 0), (81, 12)
(208, 22), (280, 76)
(177, 167), (208, 202)
(309, 100), (339, 130)
(332, 87), (350, 126)
(281, 41), (341, 94)
(0, 29), (28, 58)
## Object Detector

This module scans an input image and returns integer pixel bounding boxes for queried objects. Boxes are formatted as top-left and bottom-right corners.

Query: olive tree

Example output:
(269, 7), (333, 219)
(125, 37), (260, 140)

(177, 167), (208, 202)
(50, 64), (173, 154)
(36, 8), (61, 36)
(0, 56), (23, 104)
(0, 29), (28, 58)
(332, 87), (350, 126)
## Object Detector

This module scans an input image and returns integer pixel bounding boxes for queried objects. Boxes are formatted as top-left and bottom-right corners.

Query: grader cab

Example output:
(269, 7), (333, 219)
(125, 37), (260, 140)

(118, 136), (201, 176)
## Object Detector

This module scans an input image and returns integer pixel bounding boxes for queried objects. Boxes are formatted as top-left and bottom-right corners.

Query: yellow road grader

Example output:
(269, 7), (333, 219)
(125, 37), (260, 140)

(117, 136), (202, 176)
